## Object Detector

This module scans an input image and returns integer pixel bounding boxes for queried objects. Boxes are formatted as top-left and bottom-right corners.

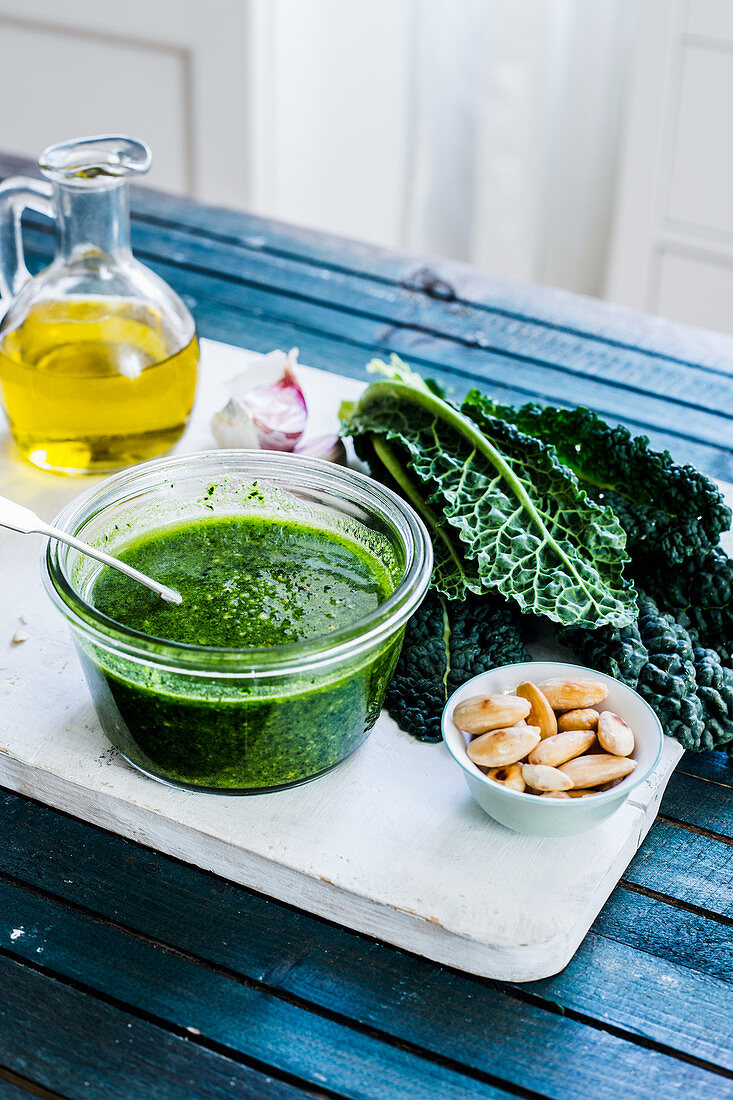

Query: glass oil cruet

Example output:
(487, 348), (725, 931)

(0, 135), (199, 474)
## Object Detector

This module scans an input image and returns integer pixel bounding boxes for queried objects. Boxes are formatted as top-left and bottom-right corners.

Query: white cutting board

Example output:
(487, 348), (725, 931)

(1, 337), (720, 982)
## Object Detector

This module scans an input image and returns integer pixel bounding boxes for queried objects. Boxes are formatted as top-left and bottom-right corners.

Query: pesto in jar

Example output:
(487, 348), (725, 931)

(82, 514), (401, 791)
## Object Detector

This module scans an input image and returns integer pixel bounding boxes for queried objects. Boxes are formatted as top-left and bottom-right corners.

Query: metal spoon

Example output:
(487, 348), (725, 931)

(0, 495), (182, 605)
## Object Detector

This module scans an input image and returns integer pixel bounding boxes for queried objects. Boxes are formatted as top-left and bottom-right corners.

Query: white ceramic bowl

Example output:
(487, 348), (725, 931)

(442, 661), (664, 836)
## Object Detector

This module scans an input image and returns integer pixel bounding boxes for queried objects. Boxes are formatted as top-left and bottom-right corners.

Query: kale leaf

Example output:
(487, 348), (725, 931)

(463, 397), (732, 570)
(384, 587), (530, 742)
(693, 646), (733, 752)
(344, 361), (732, 754)
(634, 596), (707, 750)
(556, 620), (648, 689)
(342, 358), (636, 628)
(640, 547), (733, 652)
(560, 594), (733, 753)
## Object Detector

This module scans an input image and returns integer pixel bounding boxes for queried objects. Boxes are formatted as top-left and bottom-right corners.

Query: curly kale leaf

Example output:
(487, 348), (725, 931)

(640, 547), (733, 652)
(634, 596), (707, 749)
(384, 588), (529, 742)
(462, 397), (732, 570)
(558, 594), (733, 752)
(693, 647), (733, 752)
(343, 358), (636, 628)
(556, 620), (648, 689)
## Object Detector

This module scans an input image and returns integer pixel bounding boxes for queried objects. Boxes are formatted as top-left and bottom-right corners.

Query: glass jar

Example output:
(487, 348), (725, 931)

(0, 135), (198, 474)
(42, 451), (433, 792)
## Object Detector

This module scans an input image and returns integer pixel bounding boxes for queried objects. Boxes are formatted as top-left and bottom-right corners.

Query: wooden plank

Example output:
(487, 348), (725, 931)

(1, 788), (731, 1076)
(591, 884), (733, 983)
(623, 820), (733, 917)
(524, 924), (733, 1071)
(0, 869), (728, 1097)
(660, 771), (733, 838)
(3, 149), (733, 375)
(678, 749), (733, 787)
(17, 221), (733, 449)
(16, 235), (733, 478)
(0, 884), (504, 1100)
(0, 954), (321, 1100)
(0, 1071), (63, 1100)
(117, 220), (733, 412)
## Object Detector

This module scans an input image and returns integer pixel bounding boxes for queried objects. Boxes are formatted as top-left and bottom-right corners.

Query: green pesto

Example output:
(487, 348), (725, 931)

(92, 515), (392, 647)
(85, 515), (400, 791)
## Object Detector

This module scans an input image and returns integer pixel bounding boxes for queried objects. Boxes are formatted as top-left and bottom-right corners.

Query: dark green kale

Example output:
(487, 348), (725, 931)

(461, 392), (733, 753)
(693, 646), (733, 752)
(342, 359), (635, 627)
(634, 596), (706, 750)
(556, 620), (647, 689)
(462, 397), (731, 570)
(347, 361), (732, 754)
(384, 588), (530, 742)
(558, 595), (733, 752)
(639, 547), (733, 651)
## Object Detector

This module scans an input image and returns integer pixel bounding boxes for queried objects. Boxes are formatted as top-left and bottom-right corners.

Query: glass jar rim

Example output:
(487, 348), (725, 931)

(42, 450), (433, 678)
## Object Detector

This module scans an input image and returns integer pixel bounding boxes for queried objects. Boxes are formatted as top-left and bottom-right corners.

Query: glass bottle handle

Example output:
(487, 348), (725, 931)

(0, 176), (54, 304)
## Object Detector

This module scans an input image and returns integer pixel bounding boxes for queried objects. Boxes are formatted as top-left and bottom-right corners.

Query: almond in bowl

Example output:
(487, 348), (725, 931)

(441, 662), (664, 836)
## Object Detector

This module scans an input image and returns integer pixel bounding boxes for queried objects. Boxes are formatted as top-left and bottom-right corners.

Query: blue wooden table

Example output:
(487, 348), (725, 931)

(1, 153), (731, 1100)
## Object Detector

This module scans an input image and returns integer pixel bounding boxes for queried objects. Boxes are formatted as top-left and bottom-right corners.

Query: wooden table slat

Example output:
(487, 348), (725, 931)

(12, 217), (733, 481)
(659, 772), (733, 838)
(0, 1071), (67, 1100)
(1, 789), (731, 1083)
(17, 222), (733, 447)
(13, 222), (733, 474)
(4, 147), (733, 373)
(120, 221), (733, 403)
(622, 821), (733, 918)
(0, 954), (331, 1100)
(0, 885), (509, 1100)
(590, 886), (733, 983)
(678, 750), (733, 787)
(0, 870), (729, 1099)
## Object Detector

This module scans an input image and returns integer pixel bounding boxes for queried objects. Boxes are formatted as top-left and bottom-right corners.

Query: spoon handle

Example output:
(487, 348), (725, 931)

(0, 495), (182, 605)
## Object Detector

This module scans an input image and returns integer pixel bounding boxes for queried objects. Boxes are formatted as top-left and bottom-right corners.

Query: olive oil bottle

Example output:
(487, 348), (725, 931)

(0, 299), (198, 472)
(0, 135), (199, 474)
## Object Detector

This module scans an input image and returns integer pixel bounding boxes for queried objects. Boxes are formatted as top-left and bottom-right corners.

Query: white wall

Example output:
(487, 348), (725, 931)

(0, 0), (251, 206)
(249, 0), (415, 249)
(7, 0), (731, 338)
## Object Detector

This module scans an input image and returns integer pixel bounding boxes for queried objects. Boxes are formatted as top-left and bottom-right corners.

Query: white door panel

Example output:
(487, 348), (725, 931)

(608, 0), (733, 334)
(655, 248), (733, 334)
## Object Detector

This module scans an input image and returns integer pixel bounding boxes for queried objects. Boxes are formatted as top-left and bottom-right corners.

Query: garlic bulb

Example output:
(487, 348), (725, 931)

(294, 434), (347, 465)
(243, 363), (307, 451)
(210, 396), (260, 449)
(211, 347), (307, 451)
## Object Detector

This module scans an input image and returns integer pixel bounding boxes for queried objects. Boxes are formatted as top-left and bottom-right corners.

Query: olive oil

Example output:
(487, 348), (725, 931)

(0, 298), (198, 473)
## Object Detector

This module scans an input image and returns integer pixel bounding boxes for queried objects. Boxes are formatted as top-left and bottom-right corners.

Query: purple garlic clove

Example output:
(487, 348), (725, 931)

(294, 434), (347, 465)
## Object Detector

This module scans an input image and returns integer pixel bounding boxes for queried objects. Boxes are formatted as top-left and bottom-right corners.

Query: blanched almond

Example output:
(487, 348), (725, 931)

(453, 693), (531, 734)
(488, 763), (526, 792)
(515, 681), (557, 739)
(597, 711), (635, 756)
(557, 708), (600, 732)
(541, 790), (571, 799)
(566, 789), (594, 798)
(538, 677), (608, 711)
(559, 754), (636, 788)
(467, 725), (540, 767)
(520, 763), (573, 791)
(527, 728), (596, 767)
